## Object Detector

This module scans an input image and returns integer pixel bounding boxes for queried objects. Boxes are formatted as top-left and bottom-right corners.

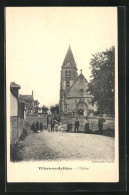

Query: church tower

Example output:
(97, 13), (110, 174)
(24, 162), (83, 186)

(60, 46), (78, 113)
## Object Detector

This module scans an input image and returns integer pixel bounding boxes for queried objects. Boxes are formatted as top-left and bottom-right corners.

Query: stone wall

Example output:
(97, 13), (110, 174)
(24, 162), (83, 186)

(10, 116), (18, 144)
(17, 117), (24, 138)
(10, 116), (29, 144)
(26, 114), (47, 129)
(61, 114), (115, 132)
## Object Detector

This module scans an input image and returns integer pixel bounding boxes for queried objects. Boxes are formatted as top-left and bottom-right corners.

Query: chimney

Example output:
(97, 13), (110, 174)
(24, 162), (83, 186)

(32, 90), (34, 99)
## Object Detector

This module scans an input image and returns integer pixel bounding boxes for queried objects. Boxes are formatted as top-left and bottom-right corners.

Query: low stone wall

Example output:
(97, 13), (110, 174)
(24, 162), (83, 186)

(61, 115), (114, 132)
(26, 114), (47, 129)
(10, 116), (27, 144)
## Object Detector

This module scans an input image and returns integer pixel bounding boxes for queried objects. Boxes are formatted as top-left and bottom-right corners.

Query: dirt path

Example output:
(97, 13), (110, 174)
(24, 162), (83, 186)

(16, 130), (114, 161)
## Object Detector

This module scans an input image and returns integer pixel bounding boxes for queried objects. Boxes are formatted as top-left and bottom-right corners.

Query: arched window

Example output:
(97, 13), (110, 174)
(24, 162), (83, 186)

(66, 81), (70, 87)
(65, 70), (71, 81)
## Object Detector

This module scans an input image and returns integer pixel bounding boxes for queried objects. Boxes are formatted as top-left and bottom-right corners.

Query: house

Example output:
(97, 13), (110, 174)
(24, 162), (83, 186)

(10, 82), (26, 144)
(19, 91), (34, 114)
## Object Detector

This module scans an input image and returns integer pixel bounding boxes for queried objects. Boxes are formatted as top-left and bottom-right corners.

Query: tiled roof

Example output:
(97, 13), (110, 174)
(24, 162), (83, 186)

(65, 73), (88, 95)
(19, 95), (33, 102)
(62, 45), (77, 68)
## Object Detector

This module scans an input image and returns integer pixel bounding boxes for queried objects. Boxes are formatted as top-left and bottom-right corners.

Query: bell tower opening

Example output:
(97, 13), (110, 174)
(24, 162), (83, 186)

(60, 45), (78, 113)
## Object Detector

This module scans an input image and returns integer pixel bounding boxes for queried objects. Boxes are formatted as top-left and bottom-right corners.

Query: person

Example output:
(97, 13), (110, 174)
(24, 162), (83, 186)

(67, 121), (70, 132)
(36, 120), (40, 133)
(84, 116), (89, 133)
(51, 119), (55, 133)
(98, 114), (105, 134)
(48, 120), (51, 132)
(54, 120), (58, 132)
(40, 122), (43, 132)
(69, 120), (73, 132)
(31, 122), (36, 132)
(74, 118), (79, 133)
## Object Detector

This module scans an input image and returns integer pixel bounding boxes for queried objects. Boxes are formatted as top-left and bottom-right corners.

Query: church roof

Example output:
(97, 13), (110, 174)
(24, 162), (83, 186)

(62, 45), (77, 68)
(65, 73), (88, 95)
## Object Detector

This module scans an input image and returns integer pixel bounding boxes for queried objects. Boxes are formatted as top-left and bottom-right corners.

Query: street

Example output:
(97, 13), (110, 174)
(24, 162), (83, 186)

(16, 130), (115, 161)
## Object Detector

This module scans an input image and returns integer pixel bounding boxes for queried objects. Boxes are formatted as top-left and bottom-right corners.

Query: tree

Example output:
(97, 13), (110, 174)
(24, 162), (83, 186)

(42, 105), (49, 113)
(50, 104), (59, 115)
(87, 46), (115, 115)
(34, 100), (40, 113)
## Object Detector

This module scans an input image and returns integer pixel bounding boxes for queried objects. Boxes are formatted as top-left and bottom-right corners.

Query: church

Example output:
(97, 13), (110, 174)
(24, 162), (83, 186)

(59, 46), (93, 116)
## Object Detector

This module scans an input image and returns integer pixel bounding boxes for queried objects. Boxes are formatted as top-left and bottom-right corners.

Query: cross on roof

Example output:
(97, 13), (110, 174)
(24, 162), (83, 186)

(80, 69), (82, 74)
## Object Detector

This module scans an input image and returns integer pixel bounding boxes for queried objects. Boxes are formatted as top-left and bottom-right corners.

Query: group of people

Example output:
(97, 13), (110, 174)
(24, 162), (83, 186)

(67, 114), (105, 134)
(67, 117), (85, 133)
(31, 114), (106, 134)
(31, 121), (43, 133)
(47, 119), (59, 132)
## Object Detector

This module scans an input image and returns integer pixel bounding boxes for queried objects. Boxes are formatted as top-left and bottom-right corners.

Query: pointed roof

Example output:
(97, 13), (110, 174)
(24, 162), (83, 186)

(65, 73), (88, 95)
(62, 45), (77, 68)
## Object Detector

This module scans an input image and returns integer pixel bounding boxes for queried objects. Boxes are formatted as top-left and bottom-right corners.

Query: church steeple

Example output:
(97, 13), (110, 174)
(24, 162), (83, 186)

(62, 45), (77, 68)
(60, 46), (78, 96)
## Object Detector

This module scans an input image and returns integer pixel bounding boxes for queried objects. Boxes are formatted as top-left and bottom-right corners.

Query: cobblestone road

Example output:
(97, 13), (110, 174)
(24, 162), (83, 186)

(16, 130), (114, 161)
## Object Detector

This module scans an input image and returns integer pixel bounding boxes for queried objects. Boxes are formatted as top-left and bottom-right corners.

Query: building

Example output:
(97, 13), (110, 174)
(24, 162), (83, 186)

(10, 82), (26, 144)
(19, 91), (34, 114)
(59, 46), (93, 116)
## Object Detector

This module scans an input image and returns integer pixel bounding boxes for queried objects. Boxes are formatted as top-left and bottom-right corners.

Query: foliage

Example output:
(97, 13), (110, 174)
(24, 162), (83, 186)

(50, 104), (59, 115)
(34, 100), (40, 106)
(87, 46), (115, 115)
(42, 105), (49, 112)
(34, 100), (40, 113)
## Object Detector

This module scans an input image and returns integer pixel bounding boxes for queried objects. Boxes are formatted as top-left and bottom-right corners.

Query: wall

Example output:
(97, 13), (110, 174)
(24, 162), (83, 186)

(61, 114), (115, 132)
(66, 74), (89, 98)
(18, 102), (24, 118)
(10, 92), (18, 116)
(17, 117), (24, 138)
(10, 116), (18, 144)
(26, 114), (47, 128)
(10, 116), (29, 144)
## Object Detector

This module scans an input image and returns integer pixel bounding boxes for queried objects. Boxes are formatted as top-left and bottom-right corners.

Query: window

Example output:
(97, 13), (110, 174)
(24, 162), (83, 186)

(80, 89), (84, 94)
(64, 103), (68, 112)
(66, 81), (70, 87)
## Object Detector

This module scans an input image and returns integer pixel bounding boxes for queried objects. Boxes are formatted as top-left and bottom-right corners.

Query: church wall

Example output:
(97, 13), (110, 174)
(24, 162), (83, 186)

(65, 97), (94, 114)
(66, 77), (89, 98)
(66, 98), (76, 112)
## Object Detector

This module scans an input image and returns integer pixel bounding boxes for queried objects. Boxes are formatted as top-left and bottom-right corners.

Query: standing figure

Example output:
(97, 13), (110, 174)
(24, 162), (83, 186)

(31, 122), (36, 132)
(54, 120), (58, 132)
(48, 119), (51, 132)
(84, 116), (89, 133)
(36, 120), (40, 133)
(40, 122), (43, 132)
(67, 121), (70, 132)
(74, 118), (80, 133)
(51, 120), (55, 132)
(69, 120), (73, 132)
(98, 114), (105, 134)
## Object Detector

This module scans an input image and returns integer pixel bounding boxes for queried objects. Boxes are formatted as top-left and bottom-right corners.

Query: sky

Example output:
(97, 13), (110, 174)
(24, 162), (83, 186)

(6, 7), (117, 107)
